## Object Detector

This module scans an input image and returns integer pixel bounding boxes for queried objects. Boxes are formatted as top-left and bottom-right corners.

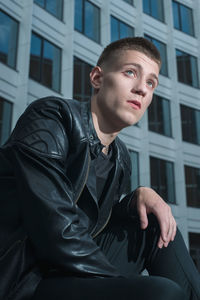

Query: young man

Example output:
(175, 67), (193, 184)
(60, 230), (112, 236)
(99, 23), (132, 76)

(0, 37), (199, 300)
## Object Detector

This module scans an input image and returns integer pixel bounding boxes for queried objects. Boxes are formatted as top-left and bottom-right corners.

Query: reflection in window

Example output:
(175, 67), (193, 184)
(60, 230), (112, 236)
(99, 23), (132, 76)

(189, 233), (200, 273)
(185, 166), (200, 208)
(143, 0), (164, 22)
(172, 1), (194, 36)
(148, 95), (172, 137)
(176, 50), (199, 88)
(180, 105), (200, 145)
(74, 0), (100, 43)
(29, 32), (61, 92)
(0, 97), (12, 146)
(150, 157), (176, 204)
(73, 57), (93, 102)
(111, 16), (134, 42)
(129, 150), (139, 190)
(145, 34), (168, 76)
(0, 10), (19, 69)
(34, 0), (63, 20)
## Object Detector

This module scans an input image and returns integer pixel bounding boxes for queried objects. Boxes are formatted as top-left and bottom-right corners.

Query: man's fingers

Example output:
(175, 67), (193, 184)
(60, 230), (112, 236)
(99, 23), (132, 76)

(138, 204), (148, 229)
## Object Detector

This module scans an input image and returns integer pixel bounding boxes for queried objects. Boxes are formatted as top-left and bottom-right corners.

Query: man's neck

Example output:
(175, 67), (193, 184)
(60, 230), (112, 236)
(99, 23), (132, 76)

(90, 96), (119, 152)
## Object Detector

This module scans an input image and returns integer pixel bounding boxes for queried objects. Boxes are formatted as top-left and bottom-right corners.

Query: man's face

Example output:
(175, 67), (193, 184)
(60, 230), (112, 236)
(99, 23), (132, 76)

(93, 50), (159, 131)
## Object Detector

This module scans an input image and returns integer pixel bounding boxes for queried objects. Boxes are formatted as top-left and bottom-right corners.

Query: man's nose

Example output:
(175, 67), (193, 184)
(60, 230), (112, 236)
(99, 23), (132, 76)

(131, 78), (147, 96)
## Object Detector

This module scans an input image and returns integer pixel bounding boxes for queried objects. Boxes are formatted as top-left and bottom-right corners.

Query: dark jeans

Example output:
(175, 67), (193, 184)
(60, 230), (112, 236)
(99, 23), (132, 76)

(33, 215), (200, 300)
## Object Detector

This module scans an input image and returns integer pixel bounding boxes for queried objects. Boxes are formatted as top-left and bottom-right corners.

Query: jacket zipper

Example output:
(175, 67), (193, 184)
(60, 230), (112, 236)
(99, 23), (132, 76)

(75, 148), (91, 204)
(74, 147), (113, 239)
(92, 208), (112, 238)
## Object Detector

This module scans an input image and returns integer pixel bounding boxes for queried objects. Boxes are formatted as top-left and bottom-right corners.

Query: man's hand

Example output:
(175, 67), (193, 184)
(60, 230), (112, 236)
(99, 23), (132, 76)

(131, 187), (177, 249)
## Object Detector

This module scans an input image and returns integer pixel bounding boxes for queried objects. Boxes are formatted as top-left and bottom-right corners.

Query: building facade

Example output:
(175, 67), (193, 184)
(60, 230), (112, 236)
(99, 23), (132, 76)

(0, 0), (200, 271)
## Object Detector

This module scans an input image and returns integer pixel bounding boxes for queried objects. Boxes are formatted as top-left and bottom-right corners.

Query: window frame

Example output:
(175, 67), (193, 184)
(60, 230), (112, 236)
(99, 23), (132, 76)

(148, 94), (172, 137)
(0, 10), (19, 70)
(176, 49), (199, 88)
(34, 0), (63, 20)
(150, 156), (176, 204)
(74, 0), (100, 44)
(110, 15), (134, 42)
(143, 0), (165, 22)
(180, 104), (200, 145)
(0, 97), (13, 146)
(172, 0), (194, 36)
(144, 34), (168, 77)
(29, 31), (62, 93)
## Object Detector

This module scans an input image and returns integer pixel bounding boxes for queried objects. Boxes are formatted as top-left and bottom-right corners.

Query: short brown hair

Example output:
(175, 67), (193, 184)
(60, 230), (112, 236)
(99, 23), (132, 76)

(97, 37), (161, 69)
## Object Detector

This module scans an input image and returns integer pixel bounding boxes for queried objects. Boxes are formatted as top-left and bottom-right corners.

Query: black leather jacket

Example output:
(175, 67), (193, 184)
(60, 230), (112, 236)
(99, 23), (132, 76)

(0, 97), (133, 300)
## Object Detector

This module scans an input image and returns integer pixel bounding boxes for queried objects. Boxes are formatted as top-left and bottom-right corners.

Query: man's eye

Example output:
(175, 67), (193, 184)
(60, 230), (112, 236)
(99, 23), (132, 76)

(147, 80), (154, 88)
(125, 70), (136, 76)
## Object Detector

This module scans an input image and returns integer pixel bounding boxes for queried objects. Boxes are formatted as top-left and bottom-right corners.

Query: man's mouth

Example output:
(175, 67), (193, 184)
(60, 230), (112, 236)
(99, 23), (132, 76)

(127, 100), (141, 110)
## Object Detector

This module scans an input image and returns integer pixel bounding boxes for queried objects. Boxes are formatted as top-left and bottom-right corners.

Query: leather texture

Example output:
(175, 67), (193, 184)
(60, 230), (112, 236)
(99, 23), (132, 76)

(0, 97), (132, 300)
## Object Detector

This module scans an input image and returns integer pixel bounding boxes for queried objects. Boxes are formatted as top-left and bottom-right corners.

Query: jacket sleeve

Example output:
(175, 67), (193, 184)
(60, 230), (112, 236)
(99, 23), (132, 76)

(5, 98), (119, 277)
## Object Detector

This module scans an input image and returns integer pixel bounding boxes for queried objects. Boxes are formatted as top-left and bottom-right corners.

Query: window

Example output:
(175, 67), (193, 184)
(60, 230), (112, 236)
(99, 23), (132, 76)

(180, 105), (200, 145)
(150, 157), (176, 204)
(145, 34), (168, 76)
(34, 0), (63, 20)
(74, 0), (100, 43)
(185, 166), (200, 208)
(129, 150), (139, 190)
(29, 32), (61, 92)
(0, 10), (19, 69)
(176, 50), (199, 88)
(189, 233), (200, 272)
(148, 95), (172, 137)
(111, 16), (134, 42)
(0, 97), (12, 146)
(73, 57), (93, 102)
(172, 1), (194, 36)
(123, 0), (134, 5)
(143, 0), (164, 22)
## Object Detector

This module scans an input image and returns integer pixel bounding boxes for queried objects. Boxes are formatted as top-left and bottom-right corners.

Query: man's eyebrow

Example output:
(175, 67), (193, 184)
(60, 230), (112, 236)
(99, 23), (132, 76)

(123, 63), (159, 86)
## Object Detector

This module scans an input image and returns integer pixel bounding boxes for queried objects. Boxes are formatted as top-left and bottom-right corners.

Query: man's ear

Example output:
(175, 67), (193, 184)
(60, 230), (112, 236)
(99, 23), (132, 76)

(90, 66), (103, 90)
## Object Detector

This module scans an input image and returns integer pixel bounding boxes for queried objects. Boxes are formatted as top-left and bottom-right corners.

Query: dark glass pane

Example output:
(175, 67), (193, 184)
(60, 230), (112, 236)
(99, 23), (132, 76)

(145, 35), (168, 76)
(181, 105), (200, 145)
(30, 33), (42, 81)
(123, 0), (133, 5)
(152, 0), (164, 21)
(0, 11), (18, 68)
(34, 0), (45, 8)
(143, 0), (150, 15)
(150, 157), (175, 203)
(46, 0), (63, 19)
(172, 1), (179, 29)
(119, 21), (134, 39)
(148, 95), (172, 137)
(43, 40), (61, 92)
(85, 1), (100, 43)
(75, 0), (83, 32)
(180, 5), (194, 35)
(189, 233), (200, 272)
(185, 166), (200, 208)
(0, 97), (12, 146)
(111, 16), (119, 42)
(73, 57), (92, 102)
(176, 49), (199, 88)
(129, 150), (139, 190)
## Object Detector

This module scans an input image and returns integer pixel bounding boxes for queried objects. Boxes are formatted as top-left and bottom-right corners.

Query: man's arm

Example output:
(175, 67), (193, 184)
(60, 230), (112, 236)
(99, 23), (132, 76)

(5, 98), (119, 277)
(130, 187), (177, 249)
